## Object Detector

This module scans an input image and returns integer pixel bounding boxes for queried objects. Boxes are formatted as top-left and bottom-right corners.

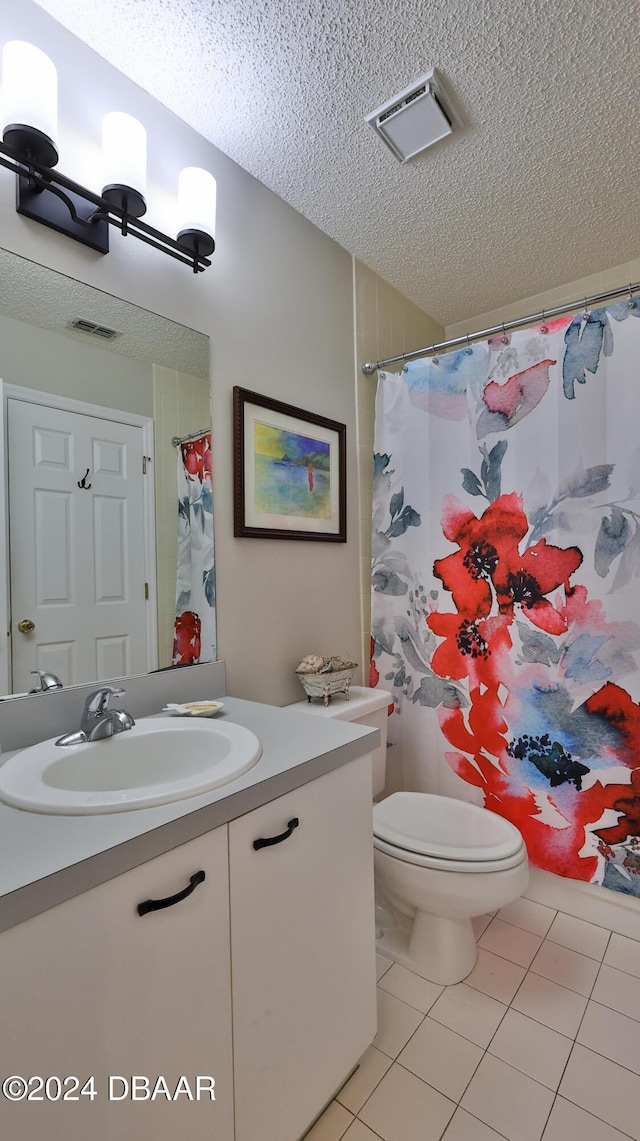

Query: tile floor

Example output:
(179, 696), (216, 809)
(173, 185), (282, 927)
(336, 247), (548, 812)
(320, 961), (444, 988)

(305, 899), (640, 1141)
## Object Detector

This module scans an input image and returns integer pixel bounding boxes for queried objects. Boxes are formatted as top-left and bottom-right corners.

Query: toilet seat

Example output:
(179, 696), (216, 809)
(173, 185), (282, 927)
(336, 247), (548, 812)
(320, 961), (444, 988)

(373, 792), (527, 872)
(373, 833), (528, 873)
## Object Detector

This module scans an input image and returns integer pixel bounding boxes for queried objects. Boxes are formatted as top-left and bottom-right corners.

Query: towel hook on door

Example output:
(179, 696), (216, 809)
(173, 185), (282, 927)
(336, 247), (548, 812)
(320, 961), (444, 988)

(77, 468), (92, 489)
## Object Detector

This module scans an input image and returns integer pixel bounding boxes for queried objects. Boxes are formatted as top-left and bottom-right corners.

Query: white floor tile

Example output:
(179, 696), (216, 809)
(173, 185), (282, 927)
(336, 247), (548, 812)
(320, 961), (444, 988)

(497, 897), (556, 937)
(377, 953), (393, 981)
(542, 1095), (631, 1141)
(511, 972), (587, 1038)
(461, 1054), (554, 1141)
(488, 1008), (572, 1090)
(604, 931), (640, 979)
(428, 982), (507, 1048)
(472, 914), (494, 939)
(359, 1062), (456, 1141)
(578, 999), (640, 1075)
(592, 963), (640, 1022)
(559, 1042), (640, 1140)
(304, 1099), (354, 1140)
(378, 963), (444, 1013)
(464, 947), (527, 1004)
(478, 918), (543, 967)
(373, 988), (424, 1059)
(530, 939), (600, 996)
(442, 1107), (507, 1140)
(311, 905), (640, 1141)
(336, 1046), (392, 1114)
(546, 912), (610, 961)
(398, 1016), (483, 1102)
(343, 1122), (381, 1141)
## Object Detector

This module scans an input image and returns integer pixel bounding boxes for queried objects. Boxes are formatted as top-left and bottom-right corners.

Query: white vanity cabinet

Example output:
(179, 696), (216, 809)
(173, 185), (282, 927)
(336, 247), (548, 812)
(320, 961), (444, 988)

(0, 827), (234, 1141)
(0, 754), (377, 1141)
(230, 753), (377, 1141)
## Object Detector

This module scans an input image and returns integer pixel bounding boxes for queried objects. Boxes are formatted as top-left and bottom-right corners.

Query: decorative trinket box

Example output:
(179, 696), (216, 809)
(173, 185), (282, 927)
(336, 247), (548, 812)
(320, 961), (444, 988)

(295, 655), (358, 705)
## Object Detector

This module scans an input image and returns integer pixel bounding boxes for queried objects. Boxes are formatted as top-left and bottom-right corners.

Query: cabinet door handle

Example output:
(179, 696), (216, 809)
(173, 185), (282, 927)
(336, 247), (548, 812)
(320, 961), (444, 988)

(137, 870), (205, 916)
(253, 817), (299, 851)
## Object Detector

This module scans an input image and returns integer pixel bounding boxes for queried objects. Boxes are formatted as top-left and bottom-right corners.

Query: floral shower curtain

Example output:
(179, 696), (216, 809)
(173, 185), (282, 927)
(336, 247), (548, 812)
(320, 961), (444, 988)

(173, 432), (216, 666)
(371, 299), (640, 898)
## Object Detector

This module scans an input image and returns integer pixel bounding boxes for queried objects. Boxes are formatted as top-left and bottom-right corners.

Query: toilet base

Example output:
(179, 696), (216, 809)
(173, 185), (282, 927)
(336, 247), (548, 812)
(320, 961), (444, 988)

(376, 911), (478, 985)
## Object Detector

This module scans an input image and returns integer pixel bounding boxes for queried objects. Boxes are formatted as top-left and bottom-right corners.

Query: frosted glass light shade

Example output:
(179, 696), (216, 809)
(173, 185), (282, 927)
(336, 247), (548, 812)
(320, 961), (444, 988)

(2, 41), (58, 166)
(177, 167), (216, 252)
(101, 112), (147, 217)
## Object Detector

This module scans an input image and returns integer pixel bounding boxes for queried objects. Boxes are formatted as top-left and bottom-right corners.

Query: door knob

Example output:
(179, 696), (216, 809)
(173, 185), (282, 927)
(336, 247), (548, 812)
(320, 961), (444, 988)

(17, 618), (35, 634)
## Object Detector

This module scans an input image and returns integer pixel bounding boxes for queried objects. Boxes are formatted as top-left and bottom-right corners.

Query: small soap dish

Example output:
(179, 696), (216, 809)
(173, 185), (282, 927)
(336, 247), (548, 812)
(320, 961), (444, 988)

(163, 701), (224, 718)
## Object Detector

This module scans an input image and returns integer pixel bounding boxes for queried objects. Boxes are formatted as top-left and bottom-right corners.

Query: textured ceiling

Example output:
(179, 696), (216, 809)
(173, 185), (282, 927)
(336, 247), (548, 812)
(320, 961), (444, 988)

(0, 249), (209, 377)
(33, 0), (640, 325)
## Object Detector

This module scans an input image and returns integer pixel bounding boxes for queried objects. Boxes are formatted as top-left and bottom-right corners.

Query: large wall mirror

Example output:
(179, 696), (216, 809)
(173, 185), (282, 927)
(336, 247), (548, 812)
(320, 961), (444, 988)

(0, 247), (214, 698)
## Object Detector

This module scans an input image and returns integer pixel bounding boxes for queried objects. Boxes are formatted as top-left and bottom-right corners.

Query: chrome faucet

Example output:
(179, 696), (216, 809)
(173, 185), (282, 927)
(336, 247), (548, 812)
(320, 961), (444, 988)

(29, 669), (64, 693)
(55, 686), (135, 747)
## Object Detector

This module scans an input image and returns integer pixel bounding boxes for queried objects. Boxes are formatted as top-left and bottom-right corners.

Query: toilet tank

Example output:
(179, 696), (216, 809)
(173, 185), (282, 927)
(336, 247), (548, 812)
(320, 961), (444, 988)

(288, 686), (392, 797)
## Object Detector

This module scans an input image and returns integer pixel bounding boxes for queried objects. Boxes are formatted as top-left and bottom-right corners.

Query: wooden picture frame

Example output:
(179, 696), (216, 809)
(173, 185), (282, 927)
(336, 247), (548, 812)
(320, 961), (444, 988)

(233, 387), (346, 542)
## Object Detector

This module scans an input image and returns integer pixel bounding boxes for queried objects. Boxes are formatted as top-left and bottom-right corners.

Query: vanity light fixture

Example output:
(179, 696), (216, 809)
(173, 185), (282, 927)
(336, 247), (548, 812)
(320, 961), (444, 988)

(0, 40), (216, 273)
(177, 166), (217, 260)
(101, 111), (148, 220)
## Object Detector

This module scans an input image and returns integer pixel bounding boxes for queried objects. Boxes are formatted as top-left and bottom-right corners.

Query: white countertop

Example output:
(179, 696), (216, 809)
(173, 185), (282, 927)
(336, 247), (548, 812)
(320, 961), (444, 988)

(0, 697), (378, 933)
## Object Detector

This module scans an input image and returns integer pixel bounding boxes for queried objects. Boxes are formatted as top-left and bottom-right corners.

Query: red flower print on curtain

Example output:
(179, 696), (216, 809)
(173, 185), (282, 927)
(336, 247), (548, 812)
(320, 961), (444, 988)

(370, 299), (640, 898)
(172, 433), (216, 665)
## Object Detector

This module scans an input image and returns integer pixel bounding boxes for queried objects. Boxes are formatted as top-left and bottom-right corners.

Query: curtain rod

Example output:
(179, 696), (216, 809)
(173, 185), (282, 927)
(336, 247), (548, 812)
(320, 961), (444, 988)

(171, 427), (211, 446)
(361, 280), (640, 375)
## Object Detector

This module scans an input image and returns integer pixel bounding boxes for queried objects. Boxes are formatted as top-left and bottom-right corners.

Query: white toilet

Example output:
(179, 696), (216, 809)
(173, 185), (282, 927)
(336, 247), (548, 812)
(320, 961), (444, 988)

(291, 686), (529, 985)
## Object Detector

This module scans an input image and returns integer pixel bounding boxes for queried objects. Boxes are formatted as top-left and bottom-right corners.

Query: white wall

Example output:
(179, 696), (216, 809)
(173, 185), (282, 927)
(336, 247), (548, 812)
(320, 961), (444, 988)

(0, 0), (360, 707)
(0, 312), (153, 415)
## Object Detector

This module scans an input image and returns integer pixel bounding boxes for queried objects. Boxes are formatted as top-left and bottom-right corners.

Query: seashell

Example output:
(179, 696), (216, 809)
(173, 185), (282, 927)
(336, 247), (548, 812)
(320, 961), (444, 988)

(295, 654), (358, 675)
(325, 656), (358, 672)
(295, 654), (326, 674)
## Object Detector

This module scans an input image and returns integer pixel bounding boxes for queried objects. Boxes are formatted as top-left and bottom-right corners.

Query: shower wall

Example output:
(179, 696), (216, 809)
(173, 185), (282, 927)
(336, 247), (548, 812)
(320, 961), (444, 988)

(446, 256), (640, 340)
(354, 259), (444, 678)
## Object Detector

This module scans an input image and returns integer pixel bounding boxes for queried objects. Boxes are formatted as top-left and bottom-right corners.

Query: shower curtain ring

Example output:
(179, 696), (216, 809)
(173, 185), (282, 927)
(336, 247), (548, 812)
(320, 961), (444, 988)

(583, 298), (590, 320)
(465, 334), (473, 355)
(501, 321), (509, 345)
(540, 309), (548, 335)
(628, 284), (636, 309)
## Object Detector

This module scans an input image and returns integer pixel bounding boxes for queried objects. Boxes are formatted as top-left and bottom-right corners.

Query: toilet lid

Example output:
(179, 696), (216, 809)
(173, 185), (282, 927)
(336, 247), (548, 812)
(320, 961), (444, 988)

(372, 792), (524, 862)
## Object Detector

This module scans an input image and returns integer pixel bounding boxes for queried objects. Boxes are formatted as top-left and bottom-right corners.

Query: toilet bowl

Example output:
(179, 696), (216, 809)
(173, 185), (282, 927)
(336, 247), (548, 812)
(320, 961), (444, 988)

(289, 687), (529, 985)
(373, 792), (529, 984)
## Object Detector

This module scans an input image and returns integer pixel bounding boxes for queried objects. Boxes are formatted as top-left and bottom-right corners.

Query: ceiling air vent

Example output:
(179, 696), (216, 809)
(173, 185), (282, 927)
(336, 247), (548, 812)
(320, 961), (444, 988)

(365, 68), (462, 163)
(68, 318), (120, 340)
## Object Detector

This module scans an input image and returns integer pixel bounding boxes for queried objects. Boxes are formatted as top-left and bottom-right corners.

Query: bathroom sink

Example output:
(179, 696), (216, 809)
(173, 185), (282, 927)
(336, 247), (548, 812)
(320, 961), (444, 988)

(0, 716), (262, 815)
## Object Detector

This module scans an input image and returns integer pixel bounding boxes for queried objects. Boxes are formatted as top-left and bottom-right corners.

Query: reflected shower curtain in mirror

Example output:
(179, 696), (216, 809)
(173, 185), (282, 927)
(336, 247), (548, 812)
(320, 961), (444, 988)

(371, 298), (640, 899)
(173, 433), (216, 665)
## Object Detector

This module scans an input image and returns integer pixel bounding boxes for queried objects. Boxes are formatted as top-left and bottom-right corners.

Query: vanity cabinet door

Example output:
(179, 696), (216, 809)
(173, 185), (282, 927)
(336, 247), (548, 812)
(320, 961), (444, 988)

(229, 755), (377, 1141)
(0, 827), (233, 1141)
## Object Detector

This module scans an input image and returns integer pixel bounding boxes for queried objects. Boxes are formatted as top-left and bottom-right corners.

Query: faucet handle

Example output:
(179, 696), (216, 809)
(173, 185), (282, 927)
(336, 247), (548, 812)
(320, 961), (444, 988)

(29, 669), (64, 692)
(84, 686), (125, 715)
(112, 709), (135, 730)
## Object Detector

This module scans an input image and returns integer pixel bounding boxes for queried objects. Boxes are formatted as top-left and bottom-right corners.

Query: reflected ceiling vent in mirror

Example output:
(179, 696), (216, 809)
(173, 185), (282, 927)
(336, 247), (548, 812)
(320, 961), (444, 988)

(68, 318), (121, 341)
(365, 68), (462, 163)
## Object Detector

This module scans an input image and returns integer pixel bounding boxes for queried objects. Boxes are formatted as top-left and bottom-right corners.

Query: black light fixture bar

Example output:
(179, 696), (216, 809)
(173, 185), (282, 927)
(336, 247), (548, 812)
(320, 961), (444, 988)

(0, 140), (213, 273)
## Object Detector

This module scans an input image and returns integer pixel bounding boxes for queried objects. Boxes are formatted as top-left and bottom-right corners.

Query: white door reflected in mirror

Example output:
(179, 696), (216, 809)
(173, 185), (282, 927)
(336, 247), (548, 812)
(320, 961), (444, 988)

(0, 245), (214, 697)
(9, 396), (151, 688)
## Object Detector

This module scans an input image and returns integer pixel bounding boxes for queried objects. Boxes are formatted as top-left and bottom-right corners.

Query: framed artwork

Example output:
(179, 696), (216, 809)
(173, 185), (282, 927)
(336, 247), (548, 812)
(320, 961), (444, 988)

(233, 387), (346, 541)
